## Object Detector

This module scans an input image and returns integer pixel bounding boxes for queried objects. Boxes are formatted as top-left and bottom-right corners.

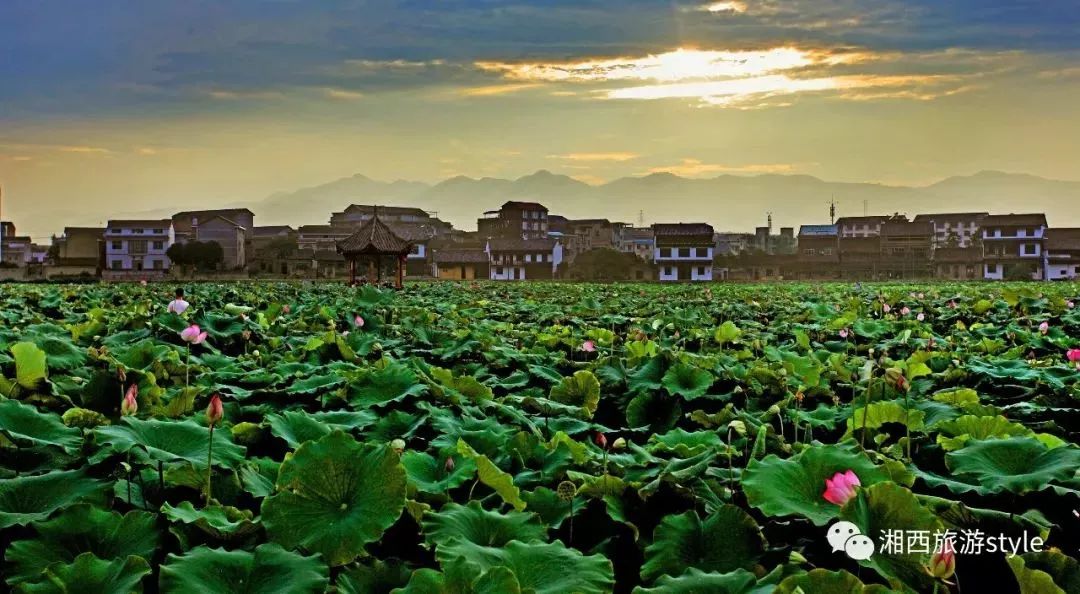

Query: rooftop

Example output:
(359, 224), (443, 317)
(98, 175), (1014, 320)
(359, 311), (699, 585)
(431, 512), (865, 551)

(652, 223), (715, 236)
(981, 213), (1048, 227)
(799, 224), (838, 237)
(1046, 228), (1080, 250)
(912, 212), (989, 222)
(336, 216), (413, 255)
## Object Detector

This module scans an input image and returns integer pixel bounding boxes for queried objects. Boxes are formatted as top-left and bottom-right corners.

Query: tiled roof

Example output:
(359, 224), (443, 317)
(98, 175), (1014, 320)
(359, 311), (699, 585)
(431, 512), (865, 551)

(107, 219), (171, 227)
(336, 216), (412, 255)
(343, 205), (429, 217)
(386, 222), (438, 242)
(799, 224), (838, 236)
(502, 201), (548, 210)
(434, 249), (489, 264)
(652, 223), (714, 236)
(488, 238), (556, 251)
(1046, 228), (1080, 250)
(981, 213), (1048, 227)
(253, 226), (294, 236)
(913, 212), (988, 223)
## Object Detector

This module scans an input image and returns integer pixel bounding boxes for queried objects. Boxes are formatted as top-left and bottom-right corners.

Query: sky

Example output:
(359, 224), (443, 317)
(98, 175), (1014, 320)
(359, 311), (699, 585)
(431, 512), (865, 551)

(1, 0), (1079, 241)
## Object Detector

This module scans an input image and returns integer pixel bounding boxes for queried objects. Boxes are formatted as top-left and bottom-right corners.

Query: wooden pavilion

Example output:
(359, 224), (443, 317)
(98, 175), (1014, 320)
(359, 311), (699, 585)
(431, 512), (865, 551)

(335, 213), (413, 288)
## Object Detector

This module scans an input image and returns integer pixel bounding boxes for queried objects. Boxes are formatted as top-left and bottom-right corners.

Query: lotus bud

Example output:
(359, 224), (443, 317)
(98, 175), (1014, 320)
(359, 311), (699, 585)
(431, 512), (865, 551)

(121, 385), (138, 416)
(926, 543), (956, 580)
(354, 315), (365, 328)
(390, 438), (406, 455)
(444, 456), (455, 472)
(728, 420), (747, 436)
(180, 325), (207, 344)
(594, 432), (608, 449)
(282, 305), (291, 314)
(788, 550), (808, 564)
(206, 394), (224, 426)
(252, 349), (260, 357)
(823, 470), (861, 505)
(242, 330), (252, 341)
(766, 404), (781, 417)
(612, 437), (627, 451)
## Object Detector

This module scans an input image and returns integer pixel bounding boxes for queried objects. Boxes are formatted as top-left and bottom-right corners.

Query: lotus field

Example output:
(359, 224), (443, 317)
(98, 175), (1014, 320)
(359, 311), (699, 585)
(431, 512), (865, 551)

(3, 281), (1080, 593)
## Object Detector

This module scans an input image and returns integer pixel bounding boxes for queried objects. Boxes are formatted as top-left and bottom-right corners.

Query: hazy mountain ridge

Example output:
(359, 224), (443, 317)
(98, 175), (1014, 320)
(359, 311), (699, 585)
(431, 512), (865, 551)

(234, 170), (1080, 232)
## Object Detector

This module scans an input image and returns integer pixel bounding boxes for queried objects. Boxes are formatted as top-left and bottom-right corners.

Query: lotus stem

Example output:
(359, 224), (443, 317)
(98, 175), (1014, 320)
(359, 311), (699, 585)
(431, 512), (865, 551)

(158, 461), (164, 494)
(861, 371), (873, 450)
(185, 343), (191, 388)
(205, 424), (214, 505)
(904, 386), (912, 461)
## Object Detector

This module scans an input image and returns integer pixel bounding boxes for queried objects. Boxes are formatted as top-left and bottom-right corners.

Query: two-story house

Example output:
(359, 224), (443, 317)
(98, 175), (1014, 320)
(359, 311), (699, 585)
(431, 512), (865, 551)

(836, 216), (891, 238)
(912, 212), (988, 248)
(652, 223), (715, 282)
(980, 213), (1047, 280)
(1043, 228), (1080, 281)
(878, 220), (934, 279)
(486, 237), (562, 280)
(615, 226), (655, 261)
(104, 219), (174, 275)
(794, 224), (839, 279)
(478, 201), (549, 240)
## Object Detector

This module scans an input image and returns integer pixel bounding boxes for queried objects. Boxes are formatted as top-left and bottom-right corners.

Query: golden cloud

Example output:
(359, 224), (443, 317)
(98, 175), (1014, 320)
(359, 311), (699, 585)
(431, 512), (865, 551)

(547, 152), (640, 162)
(647, 159), (807, 176)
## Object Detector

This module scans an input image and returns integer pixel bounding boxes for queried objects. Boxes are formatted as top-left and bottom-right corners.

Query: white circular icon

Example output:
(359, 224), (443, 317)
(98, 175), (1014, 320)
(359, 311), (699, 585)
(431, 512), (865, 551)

(827, 521), (861, 552)
(844, 534), (876, 560)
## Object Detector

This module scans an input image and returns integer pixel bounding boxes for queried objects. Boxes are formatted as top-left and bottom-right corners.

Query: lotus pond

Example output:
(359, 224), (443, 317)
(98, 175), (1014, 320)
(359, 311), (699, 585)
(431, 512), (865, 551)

(1, 281), (1080, 593)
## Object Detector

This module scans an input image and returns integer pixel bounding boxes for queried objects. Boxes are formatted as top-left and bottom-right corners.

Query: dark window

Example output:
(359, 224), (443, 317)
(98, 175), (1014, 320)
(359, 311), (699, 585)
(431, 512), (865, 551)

(1023, 243), (1038, 255)
(153, 241), (164, 250)
(678, 247), (690, 257)
(111, 240), (122, 250)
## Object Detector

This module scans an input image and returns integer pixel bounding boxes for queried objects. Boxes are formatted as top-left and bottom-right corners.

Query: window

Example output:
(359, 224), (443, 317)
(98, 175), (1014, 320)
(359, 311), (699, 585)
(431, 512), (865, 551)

(803, 248), (816, 256)
(659, 247), (671, 258)
(664, 266), (674, 275)
(129, 240), (147, 254)
(546, 254), (552, 262)
(525, 254), (532, 262)
(111, 240), (122, 250)
(111, 260), (122, 270)
(697, 266), (706, 275)
(823, 248), (834, 256)
(678, 247), (690, 258)
(133, 228), (143, 234)
(1023, 243), (1038, 255)
(496, 267), (504, 275)
(153, 241), (164, 250)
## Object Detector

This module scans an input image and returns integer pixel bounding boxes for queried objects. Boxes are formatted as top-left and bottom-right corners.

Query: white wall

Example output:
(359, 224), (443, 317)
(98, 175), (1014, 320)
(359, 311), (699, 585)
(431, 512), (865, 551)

(658, 265), (678, 281)
(490, 265), (526, 280)
(654, 246), (713, 260)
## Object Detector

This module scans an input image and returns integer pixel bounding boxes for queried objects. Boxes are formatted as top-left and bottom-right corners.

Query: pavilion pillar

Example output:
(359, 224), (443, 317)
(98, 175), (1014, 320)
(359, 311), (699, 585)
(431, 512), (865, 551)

(377, 256), (382, 283)
(349, 258), (356, 285)
(396, 254), (405, 289)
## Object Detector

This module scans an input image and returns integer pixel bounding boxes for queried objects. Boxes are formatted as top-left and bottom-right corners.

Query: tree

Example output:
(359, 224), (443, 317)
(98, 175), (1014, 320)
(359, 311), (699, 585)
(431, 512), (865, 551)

(567, 248), (644, 281)
(167, 241), (225, 274)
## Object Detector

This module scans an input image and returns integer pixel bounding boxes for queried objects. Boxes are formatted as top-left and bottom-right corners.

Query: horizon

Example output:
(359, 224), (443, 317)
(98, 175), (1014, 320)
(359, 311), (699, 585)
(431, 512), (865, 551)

(2, 1), (1079, 240)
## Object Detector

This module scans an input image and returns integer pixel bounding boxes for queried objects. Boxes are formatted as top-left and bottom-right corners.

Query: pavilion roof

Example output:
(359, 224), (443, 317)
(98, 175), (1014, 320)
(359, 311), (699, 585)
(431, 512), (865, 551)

(336, 215), (412, 256)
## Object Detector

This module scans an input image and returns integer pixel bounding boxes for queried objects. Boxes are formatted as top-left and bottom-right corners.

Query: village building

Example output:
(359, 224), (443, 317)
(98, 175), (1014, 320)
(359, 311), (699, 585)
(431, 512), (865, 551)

(103, 219), (174, 276)
(652, 223), (715, 281)
(913, 212), (988, 248)
(980, 213), (1047, 280)
(486, 237), (562, 280)
(1044, 228), (1080, 280)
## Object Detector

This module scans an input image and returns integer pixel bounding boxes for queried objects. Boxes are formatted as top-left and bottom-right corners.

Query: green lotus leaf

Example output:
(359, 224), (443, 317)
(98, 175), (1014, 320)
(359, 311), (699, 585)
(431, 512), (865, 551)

(775, 569), (897, 593)
(626, 391), (682, 433)
(286, 373), (345, 395)
(347, 360), (428, 407)
(424, 501), (547, 558)
(14, 553), (151, 594)
(661, 363), (714, 400)
(935, 415), (1033, 451)
(1008, 555), (1066, 594)
(336, 559), (413, 594)
(262, 431), (406, 566)
(931, 388), (980, 410)
(392, 562), (522, 594)
(456, 440), (526, 511)
(161, 501), (260, 542)
(946, 437), (1080, 494)
(627, 357), (665, 394)
(11, 342), (48, 389)
(1010, 550), (1080, 594)
(632, 569), (758, 594)
(90, 418), (246, 469)
(648, 428), (724, 457)
(843, 400), (925, 439)
(641, 506), (765, 582)
(197, 312), (246, 339)
(438, 540), (614, 594)
(159, 544), (328, 594)
(0, 399), (82, 453)
(714, 321), (742, 344)
(32, 337), (87, 372)
(548, 370), (601, 419)
(265, 410), (377, 448)
(0, 470), (108, 530)
(429, 367), (493, 402)
(520, 487), (572, 529)
(401, 451), (477, 494)
(743, 443), (912, 526)
(4, 504), (158, 586)
(839, 482), (942, 592)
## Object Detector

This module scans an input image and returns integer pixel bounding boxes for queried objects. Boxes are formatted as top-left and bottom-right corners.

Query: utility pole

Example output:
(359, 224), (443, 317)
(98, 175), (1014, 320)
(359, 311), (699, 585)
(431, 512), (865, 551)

(638, 209), (645, 227)
(829, 196), (836, 224)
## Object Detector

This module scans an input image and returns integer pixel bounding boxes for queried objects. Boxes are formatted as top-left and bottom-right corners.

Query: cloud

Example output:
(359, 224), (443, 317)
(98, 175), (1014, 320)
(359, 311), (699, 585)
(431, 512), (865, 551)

(135, 147), (159, 156)
(547, 152), (639, 162)
(697, 2), (748, 14)
(322, 87), (365, 101)
(458, 83), (542, 97)
(646, 159), (808, 176)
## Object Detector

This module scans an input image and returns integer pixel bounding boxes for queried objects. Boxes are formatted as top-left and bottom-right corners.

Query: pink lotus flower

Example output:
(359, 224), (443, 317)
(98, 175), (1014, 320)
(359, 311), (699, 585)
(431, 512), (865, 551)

(282, 305), (291, 314)
(580, 340), (596, 353)
(823, 470), (861, 506)
(839, 329), (850, 339)
(1068, 349), (1080, 362)
(121, 385), (138, 416)
(1068, 301), (1075, 309)
(1039, 321), (1050, 335)
(882, 303), (891, 313)
(901, 306), (911, 316)
(180, 325), (207, 344)
(948, 300), (958, 309)
(206, 395), (224, 426)
(354, 315), (365, 328)
(917, 313), (925, 322)
(140, 280), (147, 286)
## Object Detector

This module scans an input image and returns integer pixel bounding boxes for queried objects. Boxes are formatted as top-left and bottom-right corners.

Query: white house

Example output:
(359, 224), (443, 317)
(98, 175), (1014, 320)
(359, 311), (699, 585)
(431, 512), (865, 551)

(652, 223), (715, 281)
(104, 219), (174, 274)
(1044, 228), (1080, 281)
(980, 214), (1047, 280)
(486, 237), (562, 280)
(912, 212), (988, 248)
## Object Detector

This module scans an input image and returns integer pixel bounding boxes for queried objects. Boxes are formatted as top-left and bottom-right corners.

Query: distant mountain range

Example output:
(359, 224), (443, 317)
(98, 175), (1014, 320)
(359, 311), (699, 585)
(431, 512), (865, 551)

(222, 169), (1080, 232)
